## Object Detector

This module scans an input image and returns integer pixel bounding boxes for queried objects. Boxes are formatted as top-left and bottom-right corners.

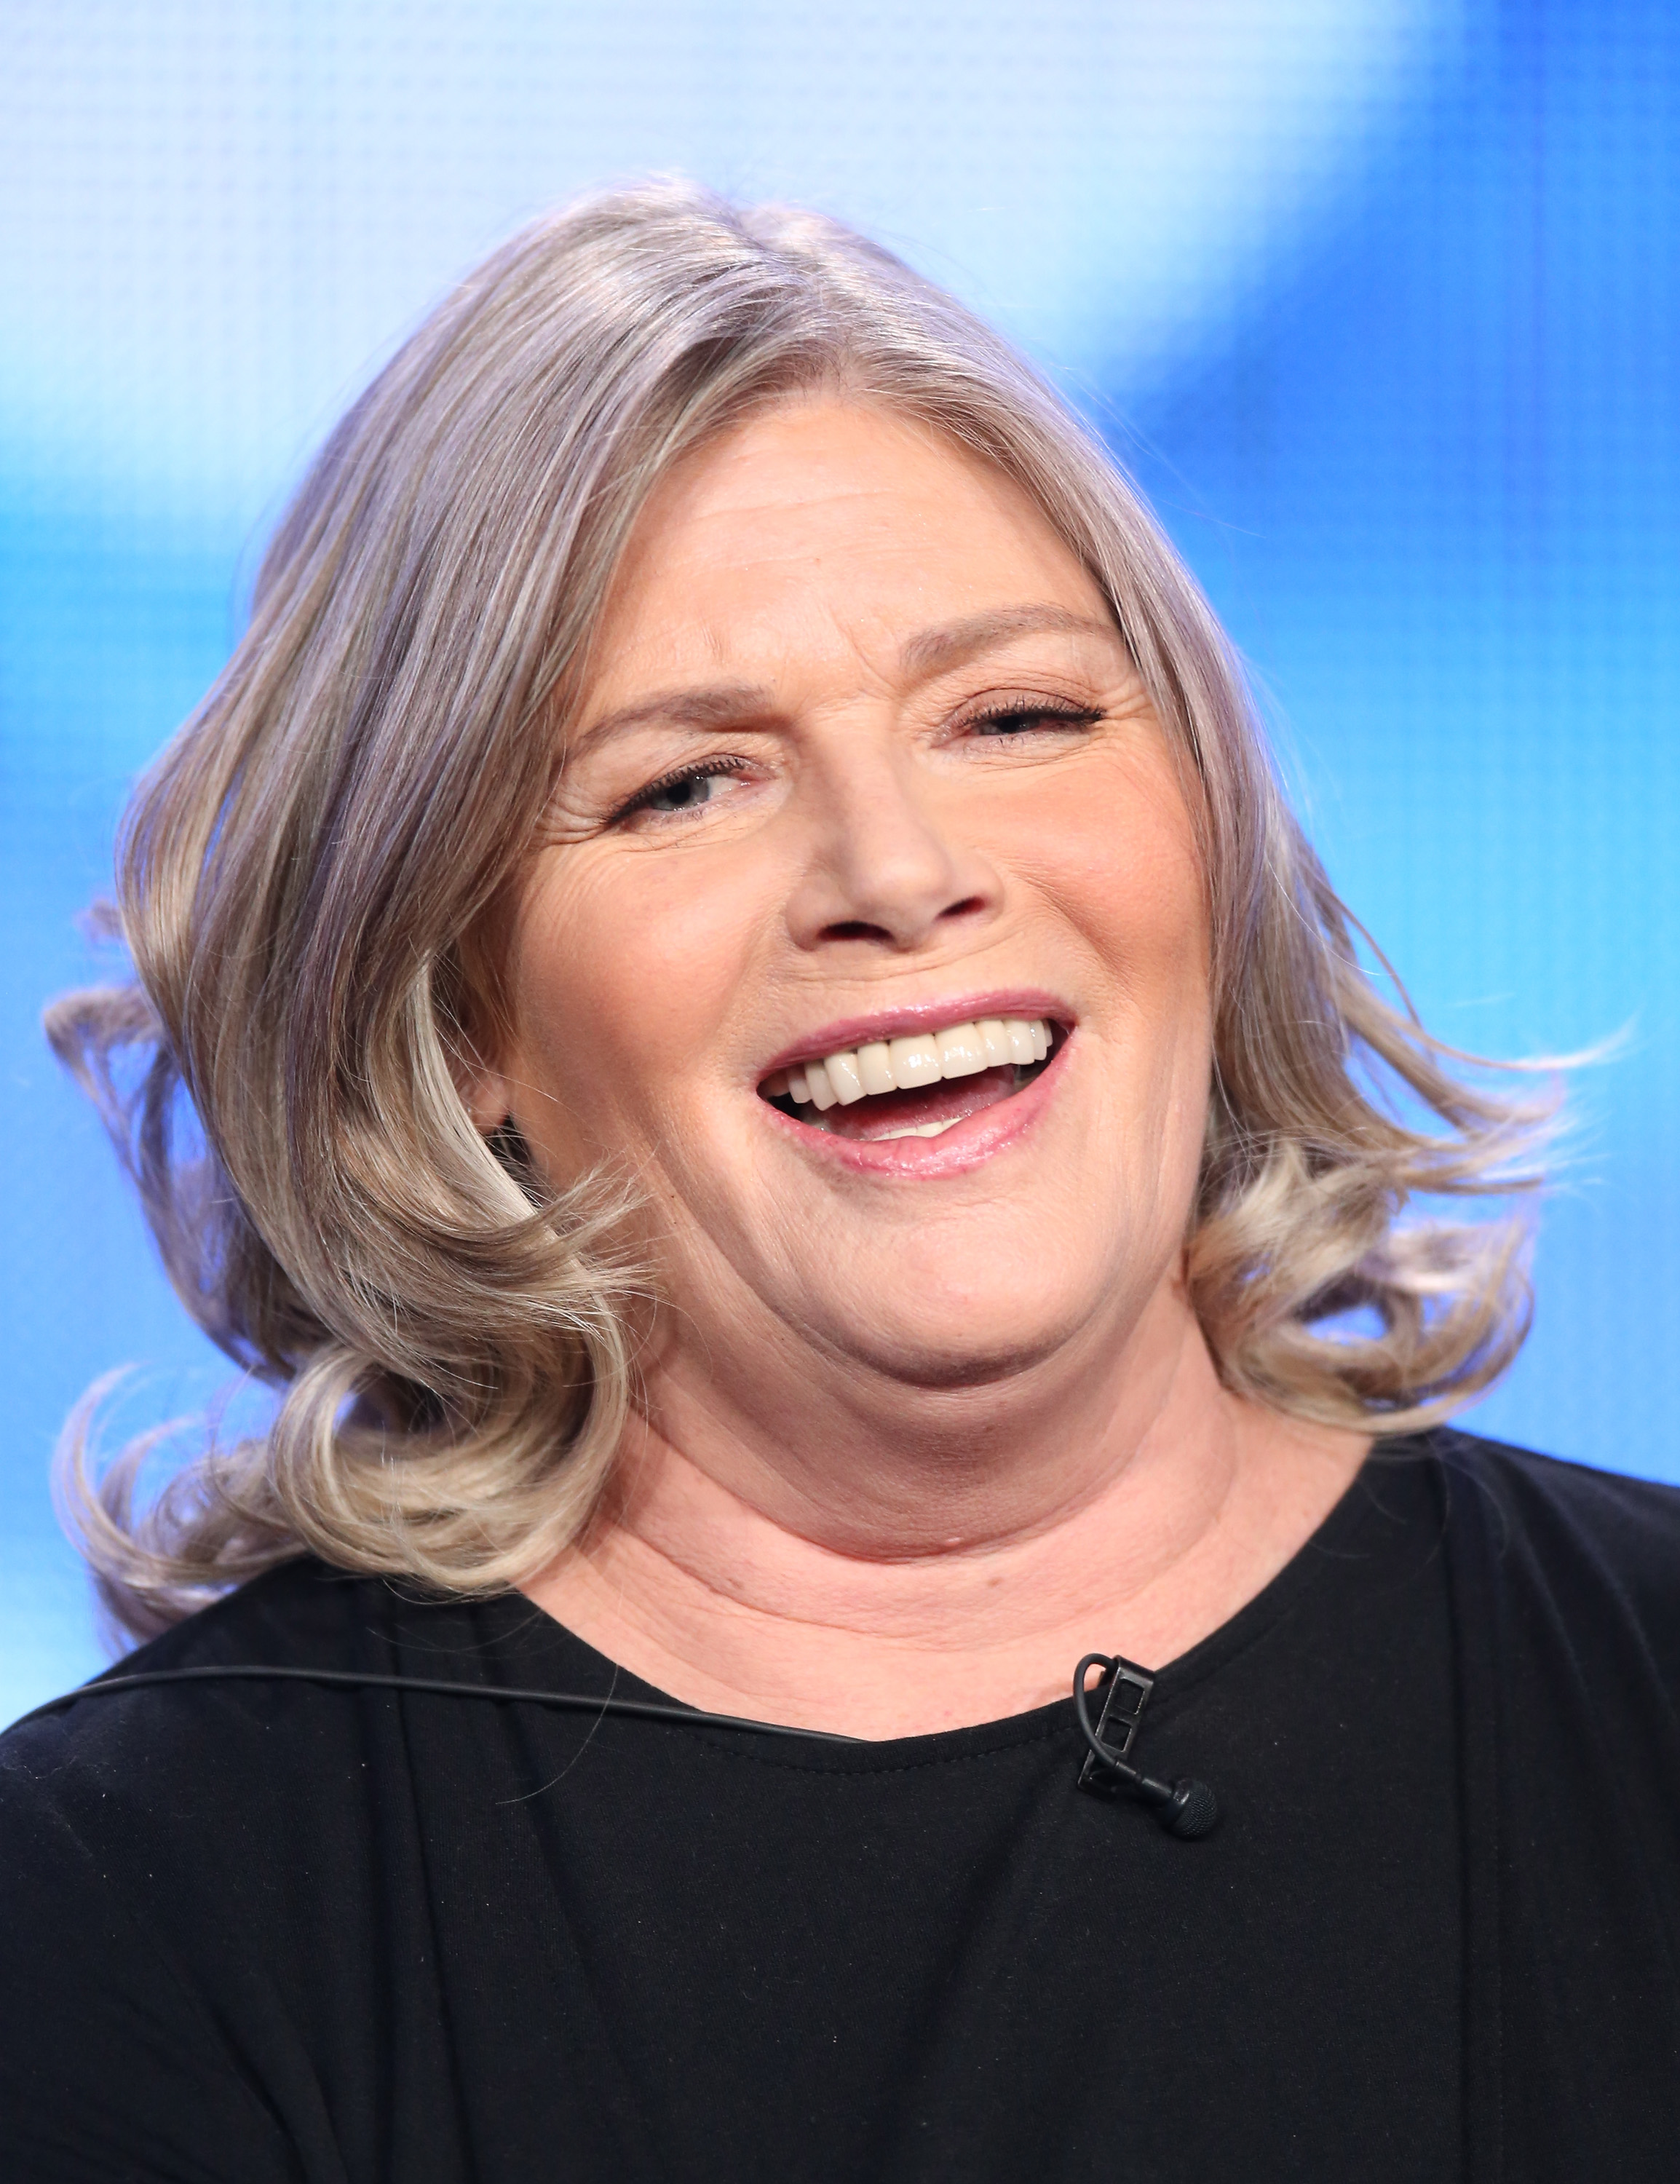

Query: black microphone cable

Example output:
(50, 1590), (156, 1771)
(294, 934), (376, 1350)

(11, 1657), (1217, 1835)
(7, 1663), (862, 1746)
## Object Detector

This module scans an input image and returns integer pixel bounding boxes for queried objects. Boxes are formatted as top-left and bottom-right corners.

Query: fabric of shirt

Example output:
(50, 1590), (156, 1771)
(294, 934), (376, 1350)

(1, 1431), (1678, 2183)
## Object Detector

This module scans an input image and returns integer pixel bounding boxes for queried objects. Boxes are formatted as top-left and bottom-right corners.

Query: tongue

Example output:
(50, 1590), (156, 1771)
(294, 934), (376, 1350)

(817, 1064), (1022, 1142)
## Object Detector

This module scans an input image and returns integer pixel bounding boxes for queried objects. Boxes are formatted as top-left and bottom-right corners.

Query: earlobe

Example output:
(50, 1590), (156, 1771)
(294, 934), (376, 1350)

(462, 1066), (515, 1135)
(453, 1026), (515, 1134)
(451, 903), (520, 1138)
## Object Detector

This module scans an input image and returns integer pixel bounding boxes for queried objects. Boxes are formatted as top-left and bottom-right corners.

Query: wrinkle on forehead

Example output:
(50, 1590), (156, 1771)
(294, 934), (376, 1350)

(569, 604), (1125, 762)
(565, 398), (1128, 758)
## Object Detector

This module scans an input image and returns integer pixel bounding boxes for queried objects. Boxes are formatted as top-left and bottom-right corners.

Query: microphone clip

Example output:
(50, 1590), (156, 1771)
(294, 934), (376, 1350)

(1073, 1653), (1219, 1840)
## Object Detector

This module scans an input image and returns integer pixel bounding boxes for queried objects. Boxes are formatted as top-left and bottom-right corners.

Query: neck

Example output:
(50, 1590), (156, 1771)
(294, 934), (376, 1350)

(523, 1283), (1370, 1738)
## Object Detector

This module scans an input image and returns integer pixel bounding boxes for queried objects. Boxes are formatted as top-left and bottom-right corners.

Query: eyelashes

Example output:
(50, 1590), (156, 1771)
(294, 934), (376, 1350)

(609, 755), (756, 826)
(963, 700), (1103, 737)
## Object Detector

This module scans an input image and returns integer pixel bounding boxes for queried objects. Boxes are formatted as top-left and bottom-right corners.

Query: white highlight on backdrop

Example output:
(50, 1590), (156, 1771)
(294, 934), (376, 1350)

(1, 0), (1459, 529)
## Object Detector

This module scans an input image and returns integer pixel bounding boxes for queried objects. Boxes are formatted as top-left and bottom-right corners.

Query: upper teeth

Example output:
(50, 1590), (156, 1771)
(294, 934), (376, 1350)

(764, 1016), (1052, 1111)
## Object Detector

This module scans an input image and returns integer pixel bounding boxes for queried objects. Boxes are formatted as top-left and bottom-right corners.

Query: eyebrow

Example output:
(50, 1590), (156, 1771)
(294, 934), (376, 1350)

(897, 603), (1118, 677)
(566, 681), (780, 759)
(567, 604), (1117, 755)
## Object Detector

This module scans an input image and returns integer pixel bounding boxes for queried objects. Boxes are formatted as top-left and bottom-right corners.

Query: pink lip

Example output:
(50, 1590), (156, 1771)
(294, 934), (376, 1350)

(757, 989), (1073, 1079)
(761, 1031), (1071, 1179)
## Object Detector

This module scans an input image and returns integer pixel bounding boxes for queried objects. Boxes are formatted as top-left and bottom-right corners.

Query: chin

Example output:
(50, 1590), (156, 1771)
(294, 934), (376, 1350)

(805, 1268), (1119, 1393)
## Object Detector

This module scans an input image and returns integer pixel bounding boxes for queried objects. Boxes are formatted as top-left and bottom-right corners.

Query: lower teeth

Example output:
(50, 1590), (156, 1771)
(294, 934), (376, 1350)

(782, 1060), (1043, 1141)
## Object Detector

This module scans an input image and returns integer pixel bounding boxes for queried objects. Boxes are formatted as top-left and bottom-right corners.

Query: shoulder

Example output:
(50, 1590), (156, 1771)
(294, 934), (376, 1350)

(1398, 1425), (1680, 1649)
(1433, 1424), (1677, 1546)
(0, 1556), (429, 2005)
(0, 1556), (394, 1819)
(1431, 1423), (1680, 1556)
(0, 1561), (392, 2177)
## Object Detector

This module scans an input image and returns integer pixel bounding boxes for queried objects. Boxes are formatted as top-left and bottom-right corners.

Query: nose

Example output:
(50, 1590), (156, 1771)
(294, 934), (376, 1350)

(782, 737), (1002, 953)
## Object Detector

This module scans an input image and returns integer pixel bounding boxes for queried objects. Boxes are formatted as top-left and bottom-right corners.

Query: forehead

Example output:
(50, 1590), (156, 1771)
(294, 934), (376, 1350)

(583, 397), (1117, 695)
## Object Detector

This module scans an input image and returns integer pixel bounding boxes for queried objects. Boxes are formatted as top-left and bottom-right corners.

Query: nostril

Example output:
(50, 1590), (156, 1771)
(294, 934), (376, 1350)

(820, 896), (988, 948)
(820, 919), (897, 944)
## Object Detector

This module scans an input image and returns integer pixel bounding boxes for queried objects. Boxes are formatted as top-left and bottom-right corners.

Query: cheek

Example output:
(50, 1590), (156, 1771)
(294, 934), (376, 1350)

(504, 844), (773, 1165)
(1015, 757), (1211, 1013)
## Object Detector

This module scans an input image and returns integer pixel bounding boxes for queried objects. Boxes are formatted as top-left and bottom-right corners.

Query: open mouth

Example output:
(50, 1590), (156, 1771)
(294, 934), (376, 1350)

(758, 1015), (1062, 1143)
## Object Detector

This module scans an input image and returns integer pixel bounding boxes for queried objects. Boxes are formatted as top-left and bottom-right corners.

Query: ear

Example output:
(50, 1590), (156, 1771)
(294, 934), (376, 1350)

(448, 901), (521, 1136)
(448, 1000), (517, 1134)
(462, 1062), (516, 1136)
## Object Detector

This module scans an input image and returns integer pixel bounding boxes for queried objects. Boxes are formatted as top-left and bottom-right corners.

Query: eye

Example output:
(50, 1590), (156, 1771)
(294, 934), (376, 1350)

(964, 700), (1103, 740)
(611, 756), (753, 826)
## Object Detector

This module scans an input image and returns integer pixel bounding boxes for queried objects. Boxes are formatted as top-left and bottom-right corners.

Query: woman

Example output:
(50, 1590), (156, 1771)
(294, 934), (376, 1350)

(3, 181), (1676, 2183)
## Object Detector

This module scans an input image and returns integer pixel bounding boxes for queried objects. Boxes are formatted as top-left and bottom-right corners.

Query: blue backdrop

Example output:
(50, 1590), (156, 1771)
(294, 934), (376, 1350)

(3, 0), (1675, 1720)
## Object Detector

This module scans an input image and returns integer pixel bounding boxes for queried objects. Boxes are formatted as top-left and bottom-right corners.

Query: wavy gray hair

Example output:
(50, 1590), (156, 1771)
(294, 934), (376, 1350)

(47, 178), (1548, 1642)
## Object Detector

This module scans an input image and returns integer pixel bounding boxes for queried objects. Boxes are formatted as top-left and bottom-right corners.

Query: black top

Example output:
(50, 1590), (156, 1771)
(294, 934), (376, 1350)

(3, 1430), (1679, 2183)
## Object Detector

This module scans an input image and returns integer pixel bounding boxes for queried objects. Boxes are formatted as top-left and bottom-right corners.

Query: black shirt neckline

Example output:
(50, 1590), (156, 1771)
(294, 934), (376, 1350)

(448, 1433), (1433, 1774)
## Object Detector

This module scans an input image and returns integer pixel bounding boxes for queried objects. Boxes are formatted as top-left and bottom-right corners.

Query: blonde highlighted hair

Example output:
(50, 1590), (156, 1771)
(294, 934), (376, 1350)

(47, 179), (1548, 1642)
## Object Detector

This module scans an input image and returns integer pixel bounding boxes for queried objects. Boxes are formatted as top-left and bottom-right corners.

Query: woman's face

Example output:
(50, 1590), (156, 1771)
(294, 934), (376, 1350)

(477, 398), (1213, 1390)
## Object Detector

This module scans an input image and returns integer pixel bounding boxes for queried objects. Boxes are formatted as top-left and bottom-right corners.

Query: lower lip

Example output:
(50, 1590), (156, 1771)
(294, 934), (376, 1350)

(761, 1035), (1071, 1178)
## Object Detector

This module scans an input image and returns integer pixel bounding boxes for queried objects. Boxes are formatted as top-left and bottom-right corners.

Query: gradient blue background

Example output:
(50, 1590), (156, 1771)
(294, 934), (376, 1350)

(3, 0), (1675, 1720)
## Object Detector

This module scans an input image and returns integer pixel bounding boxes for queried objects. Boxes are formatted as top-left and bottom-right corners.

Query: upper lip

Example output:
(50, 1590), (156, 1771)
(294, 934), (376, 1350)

(757, 989), (1074, 1080)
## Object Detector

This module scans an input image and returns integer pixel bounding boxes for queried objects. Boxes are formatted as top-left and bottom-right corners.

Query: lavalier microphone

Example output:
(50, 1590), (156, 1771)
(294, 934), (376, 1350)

(1072, 1652), (1219, 1839)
